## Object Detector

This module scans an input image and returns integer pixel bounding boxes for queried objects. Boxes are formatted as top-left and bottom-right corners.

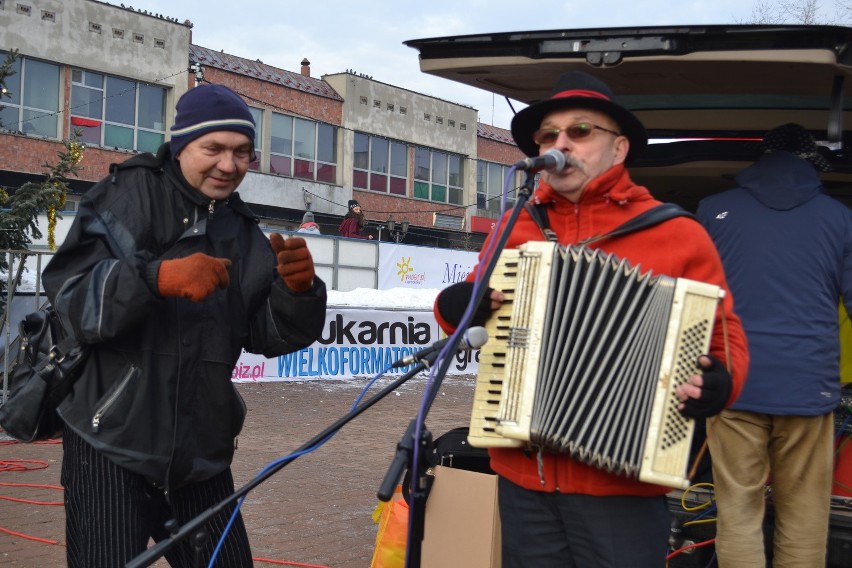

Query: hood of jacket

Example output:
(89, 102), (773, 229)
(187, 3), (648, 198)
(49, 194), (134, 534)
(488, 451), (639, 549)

(734, 151), (824, 211)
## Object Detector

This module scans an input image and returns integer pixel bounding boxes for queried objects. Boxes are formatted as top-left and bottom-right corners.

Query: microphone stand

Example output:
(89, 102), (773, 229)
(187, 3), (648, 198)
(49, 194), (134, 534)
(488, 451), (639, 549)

(379, 171), (538, 568)
(126, 361), (430, 568)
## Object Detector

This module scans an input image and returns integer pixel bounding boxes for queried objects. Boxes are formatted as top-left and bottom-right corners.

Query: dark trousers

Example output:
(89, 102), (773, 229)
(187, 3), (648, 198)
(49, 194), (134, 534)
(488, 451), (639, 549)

(62, 427), (253, 568)
(499, 476), (670, 568)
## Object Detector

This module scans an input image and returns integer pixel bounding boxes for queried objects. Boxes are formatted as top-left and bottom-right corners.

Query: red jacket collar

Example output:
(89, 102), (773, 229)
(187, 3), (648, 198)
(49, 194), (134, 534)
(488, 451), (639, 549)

(530, 163), (653, 207)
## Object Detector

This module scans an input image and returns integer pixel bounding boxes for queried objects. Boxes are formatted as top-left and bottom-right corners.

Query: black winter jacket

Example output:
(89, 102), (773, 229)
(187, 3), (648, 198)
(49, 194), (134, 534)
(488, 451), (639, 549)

(42, 144), (327, 490)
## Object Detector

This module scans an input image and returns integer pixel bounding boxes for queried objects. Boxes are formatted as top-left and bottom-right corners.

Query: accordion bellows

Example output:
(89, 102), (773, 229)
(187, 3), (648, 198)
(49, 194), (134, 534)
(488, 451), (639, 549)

(469, 241), (724, 489)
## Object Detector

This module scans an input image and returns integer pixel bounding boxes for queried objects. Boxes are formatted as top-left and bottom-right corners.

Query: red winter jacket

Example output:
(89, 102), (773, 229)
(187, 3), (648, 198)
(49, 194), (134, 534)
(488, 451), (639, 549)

(435, 163), (749, 496)
(338, 214), (368, 239)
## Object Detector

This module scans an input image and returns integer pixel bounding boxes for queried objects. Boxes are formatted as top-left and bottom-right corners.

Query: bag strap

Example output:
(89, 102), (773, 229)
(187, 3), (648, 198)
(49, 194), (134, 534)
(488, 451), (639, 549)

(581, 203), (696, 246)
(525, 202), (558, 242)
(526, 201), (695, 245)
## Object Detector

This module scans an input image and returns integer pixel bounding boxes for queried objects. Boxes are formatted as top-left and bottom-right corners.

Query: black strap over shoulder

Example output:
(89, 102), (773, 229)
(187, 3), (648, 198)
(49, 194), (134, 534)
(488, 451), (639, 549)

(525, 202), (558, 242)
(525, 201), (694, 246)
(580, 203), (695, 246)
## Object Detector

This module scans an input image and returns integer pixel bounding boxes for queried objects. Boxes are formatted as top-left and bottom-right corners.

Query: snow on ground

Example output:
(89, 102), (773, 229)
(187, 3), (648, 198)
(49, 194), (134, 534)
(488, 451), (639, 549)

(327, 287), (439, 309)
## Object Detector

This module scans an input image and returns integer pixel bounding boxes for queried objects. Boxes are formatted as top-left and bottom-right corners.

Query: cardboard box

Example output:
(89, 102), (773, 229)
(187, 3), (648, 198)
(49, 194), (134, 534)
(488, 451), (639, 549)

(421, 465), (501, 568)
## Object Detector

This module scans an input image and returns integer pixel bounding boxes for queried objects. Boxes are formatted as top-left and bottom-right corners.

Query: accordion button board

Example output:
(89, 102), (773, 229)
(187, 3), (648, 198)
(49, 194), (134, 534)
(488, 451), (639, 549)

(468, 241), (724, 489)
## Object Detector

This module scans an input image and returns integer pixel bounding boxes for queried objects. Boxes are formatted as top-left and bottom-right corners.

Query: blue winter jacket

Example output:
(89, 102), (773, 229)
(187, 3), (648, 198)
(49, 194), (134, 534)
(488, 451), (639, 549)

(697, 151), (852, 415)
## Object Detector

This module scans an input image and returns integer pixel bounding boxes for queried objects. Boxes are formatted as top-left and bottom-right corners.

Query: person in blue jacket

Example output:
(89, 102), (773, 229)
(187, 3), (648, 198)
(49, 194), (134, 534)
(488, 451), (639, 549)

(697, 123), (852, 567)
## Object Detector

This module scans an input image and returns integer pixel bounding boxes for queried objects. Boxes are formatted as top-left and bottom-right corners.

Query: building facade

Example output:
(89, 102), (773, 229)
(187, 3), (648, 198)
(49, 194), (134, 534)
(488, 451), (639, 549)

(0, 0), (524, 249)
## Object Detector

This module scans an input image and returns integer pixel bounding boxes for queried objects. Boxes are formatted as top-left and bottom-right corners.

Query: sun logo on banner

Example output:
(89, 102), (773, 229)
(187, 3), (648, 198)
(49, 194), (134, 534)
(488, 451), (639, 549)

(395, 256), (413, 281)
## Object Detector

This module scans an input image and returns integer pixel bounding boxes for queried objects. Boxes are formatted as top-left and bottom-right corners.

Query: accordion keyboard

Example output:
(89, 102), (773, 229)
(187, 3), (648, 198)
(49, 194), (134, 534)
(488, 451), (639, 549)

(467, 241), (724, 489)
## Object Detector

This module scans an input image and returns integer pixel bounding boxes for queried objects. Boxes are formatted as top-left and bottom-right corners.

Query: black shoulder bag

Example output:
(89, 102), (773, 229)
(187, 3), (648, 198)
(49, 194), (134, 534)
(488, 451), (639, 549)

(0, 307), (88, 442)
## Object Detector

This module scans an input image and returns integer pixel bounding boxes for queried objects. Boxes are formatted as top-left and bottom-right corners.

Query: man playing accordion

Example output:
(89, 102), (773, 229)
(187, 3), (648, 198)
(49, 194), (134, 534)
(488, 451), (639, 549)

(433, 71), (749, 568)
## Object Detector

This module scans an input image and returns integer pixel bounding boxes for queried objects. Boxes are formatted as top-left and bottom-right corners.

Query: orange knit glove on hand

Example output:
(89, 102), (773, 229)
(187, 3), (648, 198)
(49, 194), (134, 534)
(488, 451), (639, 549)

(157, 252), (231, 302)
(270, 233), (315, 293)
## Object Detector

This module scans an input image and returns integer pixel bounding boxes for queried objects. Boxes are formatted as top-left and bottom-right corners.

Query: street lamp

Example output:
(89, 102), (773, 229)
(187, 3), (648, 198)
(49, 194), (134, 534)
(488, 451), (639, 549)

(386, 218), (409, 243)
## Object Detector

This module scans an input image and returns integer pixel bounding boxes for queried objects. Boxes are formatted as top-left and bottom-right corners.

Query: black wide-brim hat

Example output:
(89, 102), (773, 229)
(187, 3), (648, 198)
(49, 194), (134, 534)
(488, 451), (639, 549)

(511, 71), (648, 163)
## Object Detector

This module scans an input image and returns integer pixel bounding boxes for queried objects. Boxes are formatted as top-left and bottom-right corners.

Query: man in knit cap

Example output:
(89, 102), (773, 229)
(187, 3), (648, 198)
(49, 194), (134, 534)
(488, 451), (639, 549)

(42, 84), (327, 567)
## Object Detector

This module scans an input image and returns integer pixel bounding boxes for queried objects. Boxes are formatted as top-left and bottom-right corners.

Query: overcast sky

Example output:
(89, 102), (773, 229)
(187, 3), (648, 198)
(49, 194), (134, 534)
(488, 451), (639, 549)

(131, 0), (764, 130)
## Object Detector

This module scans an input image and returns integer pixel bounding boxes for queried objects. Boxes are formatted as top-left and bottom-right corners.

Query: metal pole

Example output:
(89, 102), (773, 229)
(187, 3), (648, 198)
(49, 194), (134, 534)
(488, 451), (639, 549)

(2, 251), (14, 403)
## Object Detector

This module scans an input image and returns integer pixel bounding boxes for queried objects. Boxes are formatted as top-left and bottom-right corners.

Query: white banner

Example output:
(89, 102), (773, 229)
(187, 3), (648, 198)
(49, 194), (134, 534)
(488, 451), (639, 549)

(377, 242), (479, 290)
(232, 307), (481, 382)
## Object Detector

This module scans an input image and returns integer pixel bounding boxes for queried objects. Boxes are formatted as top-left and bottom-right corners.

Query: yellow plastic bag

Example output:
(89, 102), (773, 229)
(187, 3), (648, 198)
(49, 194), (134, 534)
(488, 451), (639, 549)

(369, 485), (409, 568)
(841, 302), (851, 383)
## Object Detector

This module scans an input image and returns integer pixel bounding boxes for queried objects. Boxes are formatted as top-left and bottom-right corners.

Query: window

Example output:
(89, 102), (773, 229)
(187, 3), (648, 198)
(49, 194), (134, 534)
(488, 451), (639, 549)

(70, 69), (166, 153)
(0, 52), (60, 138)
(414, 147), (464, 205)
(270, 112), (293, 176)
(353, 132), (407, 195)
(477, 160), (520, 213)
(269, 111), (337, 183)
(248, 106), (262, 171)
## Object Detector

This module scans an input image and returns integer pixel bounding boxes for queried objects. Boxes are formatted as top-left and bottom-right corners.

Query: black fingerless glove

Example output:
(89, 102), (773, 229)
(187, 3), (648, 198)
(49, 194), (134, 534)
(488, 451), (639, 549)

(436, 282), (494, 328)
(679, 355), (733, 418)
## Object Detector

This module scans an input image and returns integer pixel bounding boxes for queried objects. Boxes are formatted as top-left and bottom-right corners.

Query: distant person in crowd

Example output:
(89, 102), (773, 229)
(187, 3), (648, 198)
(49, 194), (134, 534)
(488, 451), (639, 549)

(697, 123), (852, 567)
(41, 83), (328, 567)
(297, 211), (321, 234)
(432, 70), (748, 568)
(338, 199), (373, 239)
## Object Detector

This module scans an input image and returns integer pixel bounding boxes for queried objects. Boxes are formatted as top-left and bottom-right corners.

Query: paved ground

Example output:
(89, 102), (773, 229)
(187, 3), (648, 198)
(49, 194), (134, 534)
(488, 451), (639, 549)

(5, 376), (852, 567)
(0, 374), (476, 568)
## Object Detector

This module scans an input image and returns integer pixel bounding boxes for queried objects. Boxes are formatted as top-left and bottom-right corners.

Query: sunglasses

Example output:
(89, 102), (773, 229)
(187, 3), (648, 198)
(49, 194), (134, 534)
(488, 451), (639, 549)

(532, 122), (621, 145)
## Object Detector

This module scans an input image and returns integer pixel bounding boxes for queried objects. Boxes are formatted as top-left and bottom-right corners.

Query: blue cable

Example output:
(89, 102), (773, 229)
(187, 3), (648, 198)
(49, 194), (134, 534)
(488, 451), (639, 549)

(208, 362), (397, 567)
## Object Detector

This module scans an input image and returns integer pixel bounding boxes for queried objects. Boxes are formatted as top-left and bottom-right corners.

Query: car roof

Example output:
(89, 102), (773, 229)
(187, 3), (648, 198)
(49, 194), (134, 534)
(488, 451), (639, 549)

(406, 24), (852, 208)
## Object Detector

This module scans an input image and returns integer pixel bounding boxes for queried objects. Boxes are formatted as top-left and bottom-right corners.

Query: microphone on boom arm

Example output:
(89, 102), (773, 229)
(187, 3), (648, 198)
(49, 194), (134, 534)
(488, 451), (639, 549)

(392, 326), (489, 368)
(512, 148), (570, 173)
(512, 148), (582, 173)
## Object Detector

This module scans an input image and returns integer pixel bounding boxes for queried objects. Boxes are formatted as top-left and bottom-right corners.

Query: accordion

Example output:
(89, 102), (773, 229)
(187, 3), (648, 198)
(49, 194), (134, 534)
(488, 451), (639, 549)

(469, 241), (724, 488)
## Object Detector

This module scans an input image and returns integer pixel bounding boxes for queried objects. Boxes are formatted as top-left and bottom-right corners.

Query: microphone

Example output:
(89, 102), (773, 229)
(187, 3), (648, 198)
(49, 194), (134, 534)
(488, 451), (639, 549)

(512, 148), (567, 172)
(392, 326), (489, 368)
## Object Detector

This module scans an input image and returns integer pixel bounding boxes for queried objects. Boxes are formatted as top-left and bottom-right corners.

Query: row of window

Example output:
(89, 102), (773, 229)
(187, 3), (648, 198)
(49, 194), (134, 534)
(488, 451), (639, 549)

(0, 52), (167, 153)
(477, 161), (522, 213)
(1, 52), (513, 209)
(354, 129), (518, 210)
(354, 132), (466, 205)
(71, 68), (166, 153)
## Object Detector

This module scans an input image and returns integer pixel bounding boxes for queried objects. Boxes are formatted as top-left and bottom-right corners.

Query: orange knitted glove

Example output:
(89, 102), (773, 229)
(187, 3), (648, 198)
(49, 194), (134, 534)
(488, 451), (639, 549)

(157, 252), (231, 302)
(270, 233), (315, 293)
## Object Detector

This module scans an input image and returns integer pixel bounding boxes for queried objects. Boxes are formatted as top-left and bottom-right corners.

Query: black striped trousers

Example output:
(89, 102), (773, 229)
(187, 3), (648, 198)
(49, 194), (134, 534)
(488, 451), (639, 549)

(62, 427), (253, 568)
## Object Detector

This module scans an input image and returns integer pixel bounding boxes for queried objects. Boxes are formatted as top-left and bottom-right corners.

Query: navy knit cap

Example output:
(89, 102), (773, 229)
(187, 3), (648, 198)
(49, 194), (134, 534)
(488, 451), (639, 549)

(169, 84), (255, 157)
